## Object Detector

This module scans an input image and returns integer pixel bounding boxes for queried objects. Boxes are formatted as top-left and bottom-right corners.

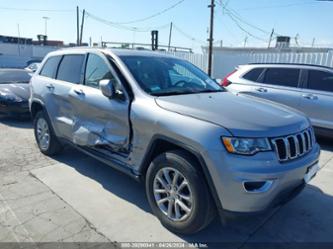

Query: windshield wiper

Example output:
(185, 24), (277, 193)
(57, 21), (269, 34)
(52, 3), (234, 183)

(152, 91), (196, 97)
(196, 89), (224, 93)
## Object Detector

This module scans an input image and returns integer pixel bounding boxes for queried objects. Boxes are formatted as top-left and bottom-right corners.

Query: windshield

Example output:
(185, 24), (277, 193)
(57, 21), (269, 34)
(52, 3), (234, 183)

(0, 70), (31, 84)
(120, 56), (223, 96)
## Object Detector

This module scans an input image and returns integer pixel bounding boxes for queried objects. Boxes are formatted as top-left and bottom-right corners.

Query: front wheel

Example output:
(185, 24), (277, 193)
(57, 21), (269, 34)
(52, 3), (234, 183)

(33, 111), (62, 156)
(145, 150), (216, 234)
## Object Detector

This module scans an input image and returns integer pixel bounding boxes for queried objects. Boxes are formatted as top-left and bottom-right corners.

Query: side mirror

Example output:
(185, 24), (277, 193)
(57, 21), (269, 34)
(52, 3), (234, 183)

(100, 79), (116, 98)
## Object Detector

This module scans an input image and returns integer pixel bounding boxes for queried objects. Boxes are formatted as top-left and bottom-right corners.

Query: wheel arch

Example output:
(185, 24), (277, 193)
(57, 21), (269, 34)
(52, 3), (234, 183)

(30, 100), (45, 119)
(139, 135), (223, 211)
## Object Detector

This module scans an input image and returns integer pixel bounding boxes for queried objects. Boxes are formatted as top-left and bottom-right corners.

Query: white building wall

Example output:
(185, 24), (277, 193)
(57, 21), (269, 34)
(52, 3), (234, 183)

(0, 43), (60, 68)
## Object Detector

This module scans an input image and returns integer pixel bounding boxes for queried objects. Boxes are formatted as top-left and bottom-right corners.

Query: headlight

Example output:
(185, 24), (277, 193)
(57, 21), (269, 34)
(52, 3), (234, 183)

(222, 137), (271, 155)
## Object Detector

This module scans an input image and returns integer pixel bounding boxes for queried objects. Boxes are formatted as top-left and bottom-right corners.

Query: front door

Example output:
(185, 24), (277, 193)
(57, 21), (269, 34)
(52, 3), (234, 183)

(68, 52), (131, 152)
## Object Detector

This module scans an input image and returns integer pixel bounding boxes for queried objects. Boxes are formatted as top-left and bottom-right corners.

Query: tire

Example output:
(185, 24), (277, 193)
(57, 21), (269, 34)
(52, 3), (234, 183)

(33, 110), (62, 156)
(145, 150), (216, 234)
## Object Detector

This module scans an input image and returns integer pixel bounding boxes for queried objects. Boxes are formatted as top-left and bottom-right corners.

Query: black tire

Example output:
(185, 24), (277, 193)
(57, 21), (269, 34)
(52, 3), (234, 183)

(33, 110), (62, 156)
(145, 150), (216, 234)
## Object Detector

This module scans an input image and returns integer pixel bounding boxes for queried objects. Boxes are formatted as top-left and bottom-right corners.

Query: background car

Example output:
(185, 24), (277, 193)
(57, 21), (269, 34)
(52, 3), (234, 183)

(223, 63), (333, 138)
(25, 62), (41, 73)
(0, 68), (32, 117)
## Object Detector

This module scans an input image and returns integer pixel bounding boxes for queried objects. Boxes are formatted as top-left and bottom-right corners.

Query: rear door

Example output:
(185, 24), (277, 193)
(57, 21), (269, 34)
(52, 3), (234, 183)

(298, 69), (333, 129)
(52, 54), (85, 139)
(249, 67), (303, 110)
(68, 52), (131, 152)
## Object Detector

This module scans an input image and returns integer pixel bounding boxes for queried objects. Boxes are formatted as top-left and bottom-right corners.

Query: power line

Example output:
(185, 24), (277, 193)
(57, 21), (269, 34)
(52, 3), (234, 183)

(85, 11), (169, 32)
(112, 0), (186, 24)
(224, 11), (268, 42)
(172, 24), (206, 44)
(217, 0), (271, 35)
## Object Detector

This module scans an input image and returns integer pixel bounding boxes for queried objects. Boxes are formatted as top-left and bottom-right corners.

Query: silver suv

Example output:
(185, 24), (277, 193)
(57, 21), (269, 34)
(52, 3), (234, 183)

(30, 49), (320, 234)
(224, 63), (333, 137)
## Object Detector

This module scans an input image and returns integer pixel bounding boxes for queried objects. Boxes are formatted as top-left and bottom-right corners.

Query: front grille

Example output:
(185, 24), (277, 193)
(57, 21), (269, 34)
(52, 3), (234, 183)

(271, 128), (314, 162)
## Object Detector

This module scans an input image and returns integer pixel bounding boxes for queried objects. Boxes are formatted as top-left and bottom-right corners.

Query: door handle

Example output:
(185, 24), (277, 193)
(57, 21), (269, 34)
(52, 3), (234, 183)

(74, 89), (85, 96)
(46, 84), (55, 90)
(302, 94), (318, 100)
(255, 87), (267, 93)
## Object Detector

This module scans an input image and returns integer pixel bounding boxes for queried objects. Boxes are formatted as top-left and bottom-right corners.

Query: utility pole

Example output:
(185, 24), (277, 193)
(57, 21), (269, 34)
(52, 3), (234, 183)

(244, 36), (248, 48)
(76, 6), (80, 46)
(268, 28), (274, 48)
(312, 38), (316, 47)
(42, 17), (50, 37)
(79, 9), (86, 46)
(17, 24), (21, 56)
(132, 27), (138, 49)
(207, 0), (215, 77)
(168, 22), (173, 52)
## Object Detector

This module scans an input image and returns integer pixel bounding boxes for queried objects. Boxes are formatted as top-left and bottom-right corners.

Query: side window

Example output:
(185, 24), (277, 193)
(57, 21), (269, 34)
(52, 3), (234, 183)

(56, 55), (85, 84)
(84, 54), (114, 88)
(263, 68), (300, 88)
(308, 70), (333, 93)
(242, 68), (264, 82)
(40, 56), (62, 78)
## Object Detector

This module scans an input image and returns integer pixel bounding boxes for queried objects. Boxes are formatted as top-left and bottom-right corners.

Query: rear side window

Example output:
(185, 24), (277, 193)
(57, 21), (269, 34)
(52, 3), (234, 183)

(57, 55), (85, 84)
(242, 68), (264, 82)
(263, 68), (300, 88)
(308, 70), (333, 93)
(40, 56), (62, 78)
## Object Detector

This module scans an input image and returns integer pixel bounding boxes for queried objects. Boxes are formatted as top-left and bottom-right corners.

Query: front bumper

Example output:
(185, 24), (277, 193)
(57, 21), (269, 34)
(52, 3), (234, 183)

(203, 143), (321, 213)
(0, 100), (30, 116)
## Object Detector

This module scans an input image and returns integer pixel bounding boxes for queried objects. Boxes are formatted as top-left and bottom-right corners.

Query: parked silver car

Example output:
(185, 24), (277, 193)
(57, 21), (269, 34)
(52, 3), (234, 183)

(224, 63), (333, 137)
(29, 49), (320, 234)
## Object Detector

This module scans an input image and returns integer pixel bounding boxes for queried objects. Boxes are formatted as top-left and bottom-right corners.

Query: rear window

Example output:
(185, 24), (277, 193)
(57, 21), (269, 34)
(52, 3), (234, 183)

(308, 70), (333, 93)
(40, 56), (62, 79)
(242, 68), (264, 82)
(0, 70), (31, 84)
(56, 55), (85, 84)
(263, 68), (300, 88)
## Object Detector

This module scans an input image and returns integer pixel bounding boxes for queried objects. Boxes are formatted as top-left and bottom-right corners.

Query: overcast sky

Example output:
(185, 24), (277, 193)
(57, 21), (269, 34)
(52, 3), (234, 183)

(0, 0), (332, 52)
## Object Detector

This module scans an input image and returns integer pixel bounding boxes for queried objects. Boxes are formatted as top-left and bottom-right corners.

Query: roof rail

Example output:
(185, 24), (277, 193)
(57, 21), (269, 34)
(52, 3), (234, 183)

(247, 62), (333, 69)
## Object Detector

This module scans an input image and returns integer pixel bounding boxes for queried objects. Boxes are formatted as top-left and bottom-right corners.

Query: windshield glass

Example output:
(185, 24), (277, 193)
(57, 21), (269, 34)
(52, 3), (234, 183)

(120, 56), (223, 96)
(0, 70), (31, 84)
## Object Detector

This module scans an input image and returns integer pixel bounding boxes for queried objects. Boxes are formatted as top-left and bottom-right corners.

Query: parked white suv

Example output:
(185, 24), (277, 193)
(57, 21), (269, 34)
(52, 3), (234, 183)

(224, 63), (333, 137)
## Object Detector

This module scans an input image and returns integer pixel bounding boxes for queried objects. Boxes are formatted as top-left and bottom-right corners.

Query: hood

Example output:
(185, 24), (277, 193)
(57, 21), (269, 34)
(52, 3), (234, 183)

(155, 92), (309, 137)
(0, 83), (30, 101)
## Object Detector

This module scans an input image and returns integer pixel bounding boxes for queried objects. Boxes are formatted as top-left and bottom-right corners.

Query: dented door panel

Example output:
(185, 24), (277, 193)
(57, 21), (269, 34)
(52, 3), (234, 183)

(68, 85), (130, 152)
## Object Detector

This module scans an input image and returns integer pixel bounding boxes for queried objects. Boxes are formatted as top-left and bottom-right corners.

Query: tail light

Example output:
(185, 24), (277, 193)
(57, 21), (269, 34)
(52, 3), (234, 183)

(221, 70), (237, 87)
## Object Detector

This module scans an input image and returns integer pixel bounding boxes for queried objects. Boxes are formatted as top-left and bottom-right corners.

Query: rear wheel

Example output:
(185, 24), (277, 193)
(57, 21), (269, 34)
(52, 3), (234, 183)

(34, 111), (62, 156)
(146, 150), (216, 234)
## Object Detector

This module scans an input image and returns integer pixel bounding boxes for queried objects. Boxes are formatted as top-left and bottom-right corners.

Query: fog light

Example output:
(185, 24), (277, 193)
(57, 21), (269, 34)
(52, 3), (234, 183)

(243, 180), (273, 193)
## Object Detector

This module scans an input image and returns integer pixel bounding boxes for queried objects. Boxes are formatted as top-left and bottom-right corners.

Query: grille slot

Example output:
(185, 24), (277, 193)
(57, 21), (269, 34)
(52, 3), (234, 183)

(272, 128), (314, 162)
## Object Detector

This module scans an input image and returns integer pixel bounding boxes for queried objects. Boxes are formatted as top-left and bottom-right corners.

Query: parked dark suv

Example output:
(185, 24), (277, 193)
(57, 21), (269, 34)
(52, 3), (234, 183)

(29, 49), (320, 234)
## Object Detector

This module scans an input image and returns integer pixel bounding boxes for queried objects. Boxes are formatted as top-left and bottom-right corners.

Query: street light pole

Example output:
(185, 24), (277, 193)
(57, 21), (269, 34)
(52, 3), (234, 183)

(42, 16), (50, 37)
